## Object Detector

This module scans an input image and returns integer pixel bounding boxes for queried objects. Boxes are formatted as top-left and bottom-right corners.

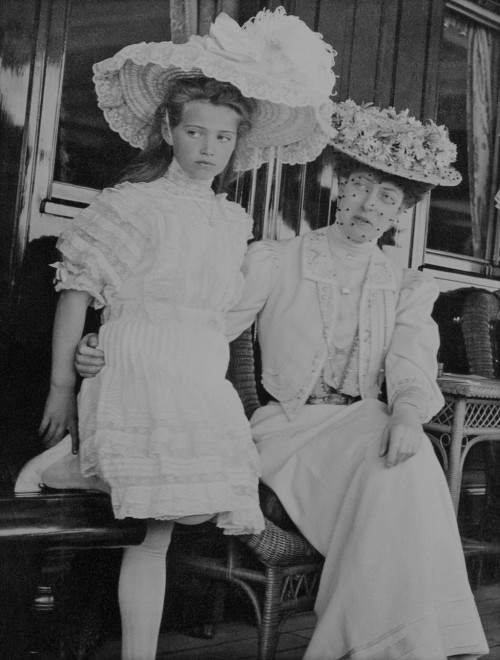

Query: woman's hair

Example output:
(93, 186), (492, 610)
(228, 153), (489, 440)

(117, 75), (255, 190)
(333, 153), (435, 209)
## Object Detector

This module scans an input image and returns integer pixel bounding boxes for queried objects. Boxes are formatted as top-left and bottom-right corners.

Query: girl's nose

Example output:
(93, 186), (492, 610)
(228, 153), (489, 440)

(201, 138), (215, 156)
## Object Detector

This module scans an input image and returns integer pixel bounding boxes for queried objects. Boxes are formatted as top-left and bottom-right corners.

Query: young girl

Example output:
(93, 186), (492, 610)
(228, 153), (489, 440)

(16, 8), (336, 659)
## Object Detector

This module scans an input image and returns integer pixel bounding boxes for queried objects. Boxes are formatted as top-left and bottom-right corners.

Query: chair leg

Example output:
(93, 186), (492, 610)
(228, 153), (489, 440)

(259, 568), (284, 660)
(198, 580), (228, 639)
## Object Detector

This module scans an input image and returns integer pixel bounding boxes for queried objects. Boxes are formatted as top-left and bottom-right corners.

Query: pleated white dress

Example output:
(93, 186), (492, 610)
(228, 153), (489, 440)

(55, 160), (264, 534)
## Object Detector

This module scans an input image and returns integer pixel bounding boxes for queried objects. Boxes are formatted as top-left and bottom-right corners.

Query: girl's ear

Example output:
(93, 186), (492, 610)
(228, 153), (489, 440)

(161, 116), (173, 145)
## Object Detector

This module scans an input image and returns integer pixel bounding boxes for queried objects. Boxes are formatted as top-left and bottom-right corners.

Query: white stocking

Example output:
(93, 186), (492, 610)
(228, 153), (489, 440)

(118, 519), (174, 660)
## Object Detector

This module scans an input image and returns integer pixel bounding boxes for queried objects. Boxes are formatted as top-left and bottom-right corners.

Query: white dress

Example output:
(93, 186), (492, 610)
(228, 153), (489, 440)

(55, 159), (264, 534)
(228, 228), (489, 659)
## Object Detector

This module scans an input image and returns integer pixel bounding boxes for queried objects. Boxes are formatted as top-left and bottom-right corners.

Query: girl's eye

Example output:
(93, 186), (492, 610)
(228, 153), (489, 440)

(186, 129), (201, 138)
(218, 135), (233, 143)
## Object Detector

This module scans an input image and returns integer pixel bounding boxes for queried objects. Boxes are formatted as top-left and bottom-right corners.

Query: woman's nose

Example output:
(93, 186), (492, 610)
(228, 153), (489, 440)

(362, 188), (378, 210)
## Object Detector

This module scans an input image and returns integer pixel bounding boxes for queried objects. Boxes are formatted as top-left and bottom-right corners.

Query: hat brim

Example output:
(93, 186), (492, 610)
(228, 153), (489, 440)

(329, 141), (462, 187)
(94, 42), (335, 172)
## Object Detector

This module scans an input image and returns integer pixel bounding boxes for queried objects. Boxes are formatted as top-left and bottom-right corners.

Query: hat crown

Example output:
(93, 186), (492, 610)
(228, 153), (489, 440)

(329, 100), (462, 186)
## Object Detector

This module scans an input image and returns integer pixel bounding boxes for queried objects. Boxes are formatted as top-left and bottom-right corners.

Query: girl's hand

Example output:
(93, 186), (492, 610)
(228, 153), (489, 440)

(39, 384), (79, 453)
(379, 405), (423, 468)
(74, 333), (104, 378)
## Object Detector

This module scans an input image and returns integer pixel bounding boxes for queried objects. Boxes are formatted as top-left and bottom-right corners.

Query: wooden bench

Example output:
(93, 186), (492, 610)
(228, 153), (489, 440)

(0, 490), (146, 659)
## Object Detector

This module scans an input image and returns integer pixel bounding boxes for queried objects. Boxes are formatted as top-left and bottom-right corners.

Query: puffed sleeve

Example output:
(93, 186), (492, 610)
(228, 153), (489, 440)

(385, 269), (444, 421)
(54, 184), (153, 309)
(226, 239), (280, 342)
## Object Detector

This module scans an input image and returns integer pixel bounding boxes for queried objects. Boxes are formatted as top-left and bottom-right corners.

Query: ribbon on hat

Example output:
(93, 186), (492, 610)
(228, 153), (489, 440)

(206, 12), (262, 63)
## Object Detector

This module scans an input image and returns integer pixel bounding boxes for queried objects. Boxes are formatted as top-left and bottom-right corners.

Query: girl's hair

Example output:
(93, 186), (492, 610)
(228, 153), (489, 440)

(333, 153), (435, 209)
(117, 75), (255, 191)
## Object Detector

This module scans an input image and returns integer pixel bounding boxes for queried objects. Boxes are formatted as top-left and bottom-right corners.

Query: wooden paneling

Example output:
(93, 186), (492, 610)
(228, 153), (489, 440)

(375, 0), (400, 107)
(0, 0), (40, 337)
(394, 0), (435, 114)
(316, 0), (446, 118)
(317, 0), (357, 101)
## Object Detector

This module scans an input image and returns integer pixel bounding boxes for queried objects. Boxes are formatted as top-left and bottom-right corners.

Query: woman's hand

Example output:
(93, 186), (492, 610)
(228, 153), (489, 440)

(379, 404), (423, 468)
(39, 384), (79, 453)
(74, 333), (104, 378)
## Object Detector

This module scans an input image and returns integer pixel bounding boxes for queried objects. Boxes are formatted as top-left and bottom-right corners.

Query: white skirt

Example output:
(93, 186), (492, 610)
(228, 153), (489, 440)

(251, 399), (489, 659)
(77, 316), (264, 535)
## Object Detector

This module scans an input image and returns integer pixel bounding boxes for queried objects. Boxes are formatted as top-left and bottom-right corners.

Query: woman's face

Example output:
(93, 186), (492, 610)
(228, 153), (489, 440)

(162, 100), (240, 180)
(336, 169), (405, 244)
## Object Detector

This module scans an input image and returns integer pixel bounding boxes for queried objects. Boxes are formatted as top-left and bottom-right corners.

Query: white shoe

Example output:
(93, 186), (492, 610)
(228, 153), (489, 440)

(15, 435), (73, 493)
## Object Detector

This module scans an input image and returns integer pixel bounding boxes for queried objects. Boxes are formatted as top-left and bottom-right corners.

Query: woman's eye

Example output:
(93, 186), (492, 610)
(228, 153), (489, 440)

(218, 135), (232, 143)
(187, 129), (201, 138)
(353, 181), (369, 192)
(382, 193), (397, 205)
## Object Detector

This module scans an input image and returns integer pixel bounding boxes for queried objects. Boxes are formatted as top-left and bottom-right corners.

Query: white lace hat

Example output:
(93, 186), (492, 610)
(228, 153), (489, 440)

(93, 7), (337, 172)
(329, 100), (462, 186)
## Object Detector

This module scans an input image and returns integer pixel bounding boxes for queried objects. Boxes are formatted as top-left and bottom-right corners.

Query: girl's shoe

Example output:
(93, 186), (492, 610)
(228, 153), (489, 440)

(14, 435), (73, 493)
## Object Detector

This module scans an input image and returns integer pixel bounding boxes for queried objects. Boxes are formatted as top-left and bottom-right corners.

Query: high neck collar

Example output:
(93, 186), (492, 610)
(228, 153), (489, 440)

(327, 222), (377, 260)
(163, 158), (215, 199)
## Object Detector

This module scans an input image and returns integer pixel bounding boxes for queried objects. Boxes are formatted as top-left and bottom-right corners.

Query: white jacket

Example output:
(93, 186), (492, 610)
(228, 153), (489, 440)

(227, 228), (444, 421)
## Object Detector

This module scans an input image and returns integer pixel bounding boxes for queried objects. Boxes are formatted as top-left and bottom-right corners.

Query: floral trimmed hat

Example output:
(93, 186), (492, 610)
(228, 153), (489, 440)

(93, 7), (337, 172)
(329, 100), (462, 186)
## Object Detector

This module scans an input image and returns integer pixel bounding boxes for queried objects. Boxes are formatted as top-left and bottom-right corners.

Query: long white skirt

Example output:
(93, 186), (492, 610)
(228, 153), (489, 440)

(251, 399), (489, 660)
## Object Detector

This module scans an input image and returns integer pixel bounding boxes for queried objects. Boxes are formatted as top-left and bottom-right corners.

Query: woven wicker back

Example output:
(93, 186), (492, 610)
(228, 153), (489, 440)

(461, 290), (500, 378)
(432, 289), (470, 374)
(226, 327), (261, 420)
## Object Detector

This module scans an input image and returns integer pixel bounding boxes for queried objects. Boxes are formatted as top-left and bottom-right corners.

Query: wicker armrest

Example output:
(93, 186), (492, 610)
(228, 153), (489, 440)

(240, 518), (322, 567)
(438, 375), (500, 399)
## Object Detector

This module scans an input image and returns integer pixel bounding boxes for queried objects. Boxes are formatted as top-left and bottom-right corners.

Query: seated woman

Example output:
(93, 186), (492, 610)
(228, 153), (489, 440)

(18, 100), (488, 659)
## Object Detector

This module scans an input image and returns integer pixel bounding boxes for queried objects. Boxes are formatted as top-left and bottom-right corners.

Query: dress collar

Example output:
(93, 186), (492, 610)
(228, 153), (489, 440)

(301, 227), (398, 291)
(163, 158), (215, 200)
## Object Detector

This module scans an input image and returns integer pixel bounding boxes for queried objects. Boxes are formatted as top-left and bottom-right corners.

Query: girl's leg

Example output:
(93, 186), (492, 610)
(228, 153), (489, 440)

(119, 519), (174, 660)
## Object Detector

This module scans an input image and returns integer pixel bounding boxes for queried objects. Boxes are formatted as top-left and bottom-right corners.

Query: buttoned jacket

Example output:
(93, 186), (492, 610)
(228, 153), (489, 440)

(227, 228), (444, 421)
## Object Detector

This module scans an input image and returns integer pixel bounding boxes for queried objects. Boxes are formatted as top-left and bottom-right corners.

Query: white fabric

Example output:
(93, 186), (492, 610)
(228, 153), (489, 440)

(226, 228), (444, 421)
(225, 225), (487, 658)
(56, 160), (264, 532)
(252, 401), (488, 660)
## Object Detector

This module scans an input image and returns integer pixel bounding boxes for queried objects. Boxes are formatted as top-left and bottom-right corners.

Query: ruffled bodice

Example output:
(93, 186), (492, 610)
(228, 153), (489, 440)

(55, 159), (253, 334)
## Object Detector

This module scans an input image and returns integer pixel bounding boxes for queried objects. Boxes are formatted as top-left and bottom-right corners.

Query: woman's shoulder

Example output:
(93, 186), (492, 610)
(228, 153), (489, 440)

(398, 267), (440, 308)
(401, 267), (439, 292)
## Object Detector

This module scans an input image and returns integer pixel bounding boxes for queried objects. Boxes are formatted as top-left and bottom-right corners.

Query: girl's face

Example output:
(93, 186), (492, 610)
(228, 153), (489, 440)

(163, 100), (240, 180)
(336, 169), (405, 244)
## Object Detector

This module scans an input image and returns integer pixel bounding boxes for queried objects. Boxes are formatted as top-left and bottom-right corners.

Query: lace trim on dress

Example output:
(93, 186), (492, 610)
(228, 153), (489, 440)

(162, 158), (215, 199)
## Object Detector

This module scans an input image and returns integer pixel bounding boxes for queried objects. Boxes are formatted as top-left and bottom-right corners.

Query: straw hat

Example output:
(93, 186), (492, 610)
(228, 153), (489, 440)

(329, 100), (462, 186)
(93, 7), (337, 172)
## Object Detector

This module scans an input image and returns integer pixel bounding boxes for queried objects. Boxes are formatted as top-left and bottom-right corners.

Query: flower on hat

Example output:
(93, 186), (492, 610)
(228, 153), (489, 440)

(329, 100), (461, 186)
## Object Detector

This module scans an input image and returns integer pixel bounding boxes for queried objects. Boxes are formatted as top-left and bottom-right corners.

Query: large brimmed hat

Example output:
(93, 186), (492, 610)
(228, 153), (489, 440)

(329, 99), (461, 186)
(93, 7), (337, 172)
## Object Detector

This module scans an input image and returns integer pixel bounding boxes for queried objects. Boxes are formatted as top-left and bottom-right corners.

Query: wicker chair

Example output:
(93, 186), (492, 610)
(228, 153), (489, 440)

(168, 327), (323, 660)
(461, 289), (500, 544)
(431, 289), (500, 578)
